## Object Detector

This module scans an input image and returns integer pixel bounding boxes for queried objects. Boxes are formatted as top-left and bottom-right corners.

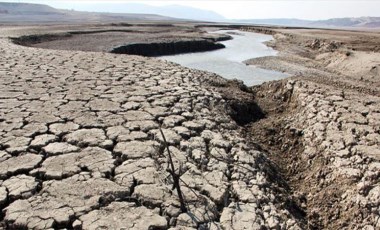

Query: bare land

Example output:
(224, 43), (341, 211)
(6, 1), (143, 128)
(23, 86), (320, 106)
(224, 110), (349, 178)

(0, 23), (379, 229)
(242, 26), (380, 229)
(10, 24), (231, 55)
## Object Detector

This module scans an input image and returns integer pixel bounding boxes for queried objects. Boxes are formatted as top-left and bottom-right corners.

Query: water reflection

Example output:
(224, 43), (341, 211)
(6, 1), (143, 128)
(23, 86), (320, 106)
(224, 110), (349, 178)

(160, 30), (289, 86)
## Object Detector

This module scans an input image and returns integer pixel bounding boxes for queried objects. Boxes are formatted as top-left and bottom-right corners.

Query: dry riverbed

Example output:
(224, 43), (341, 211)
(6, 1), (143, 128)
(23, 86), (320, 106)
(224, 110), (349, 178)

(0, 23), (379, 229)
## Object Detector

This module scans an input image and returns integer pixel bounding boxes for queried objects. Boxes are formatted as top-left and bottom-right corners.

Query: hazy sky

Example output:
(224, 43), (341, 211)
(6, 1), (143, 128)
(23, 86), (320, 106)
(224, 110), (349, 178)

(5, 0), (380, 20)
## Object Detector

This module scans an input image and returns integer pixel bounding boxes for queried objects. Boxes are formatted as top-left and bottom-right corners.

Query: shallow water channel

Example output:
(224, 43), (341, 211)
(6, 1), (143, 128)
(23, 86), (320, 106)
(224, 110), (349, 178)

(160, 30), (289, 86)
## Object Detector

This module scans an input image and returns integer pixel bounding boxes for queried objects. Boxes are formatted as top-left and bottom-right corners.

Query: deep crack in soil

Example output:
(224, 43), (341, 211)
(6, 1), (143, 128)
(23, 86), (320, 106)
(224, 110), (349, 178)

(210, 76), (372, 229)
(204, 76), (310, 228)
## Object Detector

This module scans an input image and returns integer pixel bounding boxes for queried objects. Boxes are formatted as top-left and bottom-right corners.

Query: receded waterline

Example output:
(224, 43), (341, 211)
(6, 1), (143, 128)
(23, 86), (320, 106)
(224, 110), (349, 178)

(159, 30), (289, 86)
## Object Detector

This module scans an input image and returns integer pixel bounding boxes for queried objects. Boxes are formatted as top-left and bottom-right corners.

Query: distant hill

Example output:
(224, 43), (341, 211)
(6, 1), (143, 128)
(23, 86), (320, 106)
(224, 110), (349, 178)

(0, 2), (179, 24)
(151, 4), (225, 22)
(0, 2), (225, 24)
(1, 2), (379, 29)
(72, 3), (225, 22)
(236, 17), (380, 29)
(0, 2), (61, 15)
(312, 17), (380, 28)
(236, 18), (312, 27)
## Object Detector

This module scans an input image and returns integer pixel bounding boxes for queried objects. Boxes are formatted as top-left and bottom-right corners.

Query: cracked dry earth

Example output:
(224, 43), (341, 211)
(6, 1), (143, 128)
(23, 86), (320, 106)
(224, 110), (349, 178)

(288, 80), (380, 229)
(253, 79), (380, 229)
(0, 37), (303, 229)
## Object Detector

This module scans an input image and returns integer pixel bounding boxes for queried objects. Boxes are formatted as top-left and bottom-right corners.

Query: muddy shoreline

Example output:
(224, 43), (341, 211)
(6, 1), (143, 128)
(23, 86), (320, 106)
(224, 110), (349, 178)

(11, 25), (232, 55)
(110, 40), (225, 57)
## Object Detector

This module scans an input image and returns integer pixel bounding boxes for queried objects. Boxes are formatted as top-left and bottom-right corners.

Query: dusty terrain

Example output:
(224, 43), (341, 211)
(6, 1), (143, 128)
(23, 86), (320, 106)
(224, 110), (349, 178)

(10, 24), (230, 55)
(244, 27), (380, 93)
(0, 23), (379, 230)
(0, 24), (302, 229)
(242, 26), (380, 229)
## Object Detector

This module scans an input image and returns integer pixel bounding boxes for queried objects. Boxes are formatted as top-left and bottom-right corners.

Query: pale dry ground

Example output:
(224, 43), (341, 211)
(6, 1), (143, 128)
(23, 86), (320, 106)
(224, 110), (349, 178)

(316, 50), (380, 83)
(252, 78), (380, 229)
(0, 27), (302, 229)
(7, 24), (231, 59)
(245, 27), (380, 90)
(243, 26), (380, 229)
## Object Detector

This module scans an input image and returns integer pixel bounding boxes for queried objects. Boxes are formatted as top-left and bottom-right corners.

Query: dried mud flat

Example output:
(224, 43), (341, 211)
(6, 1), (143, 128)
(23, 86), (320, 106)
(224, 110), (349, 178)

(0, 24), (379, 230)
(9, 24), (231, 55)
(0, 25), (302, 230)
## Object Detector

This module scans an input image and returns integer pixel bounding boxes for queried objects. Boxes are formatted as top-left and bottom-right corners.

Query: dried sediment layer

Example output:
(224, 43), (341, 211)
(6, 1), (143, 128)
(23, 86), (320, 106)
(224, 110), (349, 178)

(10, 25), (232, 55)
(14, 33), (226, 57)
(0, 37), (302, 229)
(287, 80), (379, 229)
(243, 26), (380, 93)
(110, 40), (225, 57)
(251, 79), (380, 229)
(241, 24), (380, 229)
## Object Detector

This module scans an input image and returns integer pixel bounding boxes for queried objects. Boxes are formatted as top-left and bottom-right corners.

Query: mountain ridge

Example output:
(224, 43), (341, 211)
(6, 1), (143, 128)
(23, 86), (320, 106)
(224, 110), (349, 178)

(1, 2), (379, 28)
(0, 2), (180, 24)
(235, 16), (380, 28)
(69, 2), (225, 21)
(0, 2), (63, 16)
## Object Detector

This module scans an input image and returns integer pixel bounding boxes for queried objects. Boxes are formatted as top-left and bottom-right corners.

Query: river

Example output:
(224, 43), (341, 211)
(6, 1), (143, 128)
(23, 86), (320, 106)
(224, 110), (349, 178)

(159, 30), (289, 86)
